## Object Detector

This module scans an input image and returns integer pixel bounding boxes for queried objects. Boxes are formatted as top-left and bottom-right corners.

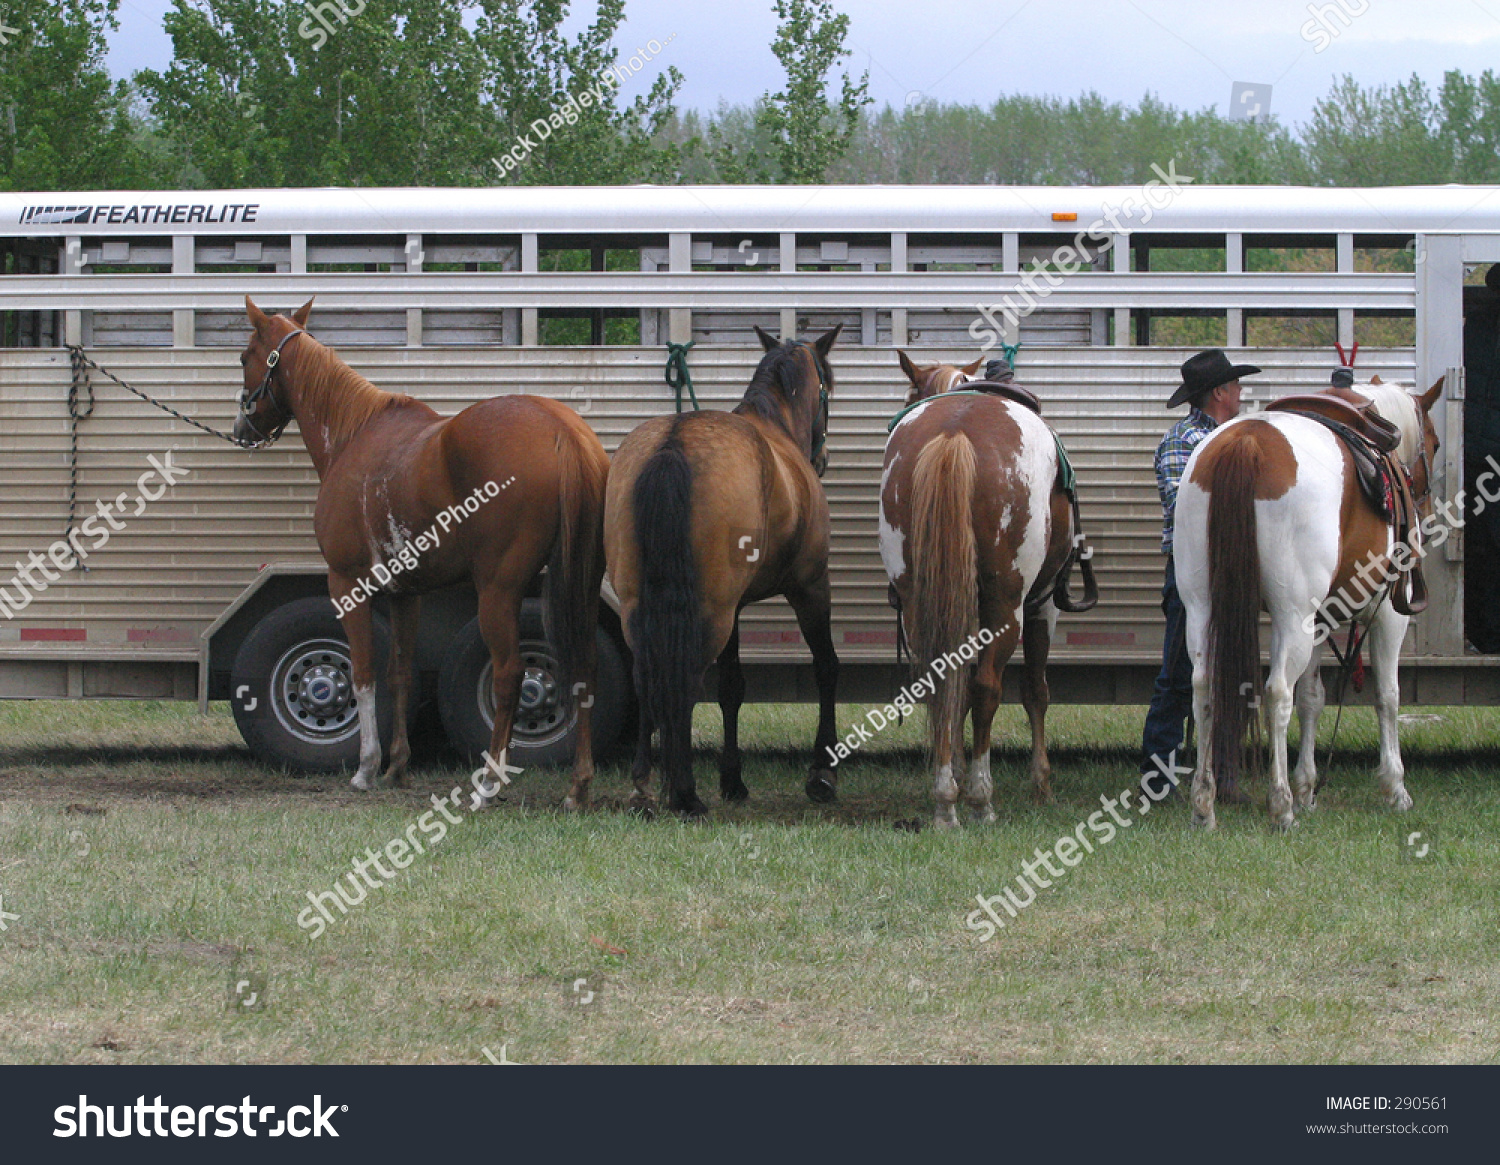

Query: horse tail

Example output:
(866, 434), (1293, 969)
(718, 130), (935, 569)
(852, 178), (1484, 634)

(545, 423), (608, 710)
(1205, 429), (1263, 789)
(908, 432), (979, 759)
(628, 424), (703, 787)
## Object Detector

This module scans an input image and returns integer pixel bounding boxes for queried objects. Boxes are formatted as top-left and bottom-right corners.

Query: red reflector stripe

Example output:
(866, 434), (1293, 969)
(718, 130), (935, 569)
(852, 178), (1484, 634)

(21, 628), (86, 642)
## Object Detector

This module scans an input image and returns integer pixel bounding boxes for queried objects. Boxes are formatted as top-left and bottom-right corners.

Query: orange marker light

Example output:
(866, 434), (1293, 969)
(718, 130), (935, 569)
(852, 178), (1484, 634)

(1052, 212), (1078, 222)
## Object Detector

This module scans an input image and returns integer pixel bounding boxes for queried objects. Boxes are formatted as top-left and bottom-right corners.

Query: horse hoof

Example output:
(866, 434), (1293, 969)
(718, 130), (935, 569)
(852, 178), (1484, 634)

(933, 813), (960, 831)
(1190, 811), (1216, 831)
(805, 773), (837, 804)
(1272, 814), (1298, 833)
(350, 773), (373, 792)
(721, 781), (750, 803)
(675, 801), (709, 821)
(562, 795), (586, 813)
(970, 806), (996, 824)
(628, 801), (657, 821)
(1388, 791), (1414, 812)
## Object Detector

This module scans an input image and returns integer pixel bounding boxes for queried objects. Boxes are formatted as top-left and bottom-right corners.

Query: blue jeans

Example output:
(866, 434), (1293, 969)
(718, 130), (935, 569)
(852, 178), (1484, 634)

(1140, 555), (1192, 778)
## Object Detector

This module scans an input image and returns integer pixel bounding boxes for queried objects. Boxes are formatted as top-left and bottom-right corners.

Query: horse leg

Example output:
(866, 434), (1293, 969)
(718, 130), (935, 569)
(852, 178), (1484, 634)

(1019, 605), (1057, 804)
(473, 586), (524, 810)
(1368, 602), (1413, 811)
(787, 576), (840, 804)
(562, 624), (597, 815)
(717, 618), (749, 802)
(334, 578), (384, 792)
(1186, 604), (1217, 830)
(379, 594), (420, 789)
(1265, 613), (1315, 831)
(963, 611), (1013, 822)
(629, 700), (657, 816)
(1291, 636), (1327, 810)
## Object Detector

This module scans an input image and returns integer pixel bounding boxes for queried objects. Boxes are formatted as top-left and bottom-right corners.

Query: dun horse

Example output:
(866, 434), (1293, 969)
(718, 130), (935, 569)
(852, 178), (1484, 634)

(235, 297), (609, 807)
(605, 326), (843, 818)
(1175, 376), (1443, 830)
(882, 354), (1096, 828)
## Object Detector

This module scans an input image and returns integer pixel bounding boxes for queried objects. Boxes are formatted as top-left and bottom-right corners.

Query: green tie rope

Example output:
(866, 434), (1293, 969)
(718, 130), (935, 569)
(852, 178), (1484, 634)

(664, 341), (700, 412)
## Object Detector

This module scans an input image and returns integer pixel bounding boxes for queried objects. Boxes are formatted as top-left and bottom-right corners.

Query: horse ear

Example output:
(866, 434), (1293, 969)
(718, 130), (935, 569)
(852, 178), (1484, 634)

(245, 296), (271, 332)
(753, 325), (780, 352)
(291, 297), (316, 327)
(897, 349), (921, 385)
(813, 322), (843, 358)
(1369, 374), (1384, 385)
(1420, 375), (1445, 412)
(961, 357), (983, 376)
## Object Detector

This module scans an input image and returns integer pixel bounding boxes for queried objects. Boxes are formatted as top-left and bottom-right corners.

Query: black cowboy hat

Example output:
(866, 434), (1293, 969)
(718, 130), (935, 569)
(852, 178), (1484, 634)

(1167, 348), (1261, 408)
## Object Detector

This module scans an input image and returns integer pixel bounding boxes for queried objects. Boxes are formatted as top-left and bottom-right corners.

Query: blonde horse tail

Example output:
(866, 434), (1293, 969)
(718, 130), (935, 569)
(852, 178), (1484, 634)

(909, 432), (979, 760)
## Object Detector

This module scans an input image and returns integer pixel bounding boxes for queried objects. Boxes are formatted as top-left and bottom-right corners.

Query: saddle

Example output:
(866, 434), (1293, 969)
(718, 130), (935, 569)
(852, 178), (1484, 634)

(964, 378), (1043, 415)
(1264, 389), (1427, 616)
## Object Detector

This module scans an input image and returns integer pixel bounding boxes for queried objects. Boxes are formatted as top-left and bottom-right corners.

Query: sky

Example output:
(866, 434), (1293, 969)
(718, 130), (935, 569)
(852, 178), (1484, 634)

(104, 0), (1500, 130)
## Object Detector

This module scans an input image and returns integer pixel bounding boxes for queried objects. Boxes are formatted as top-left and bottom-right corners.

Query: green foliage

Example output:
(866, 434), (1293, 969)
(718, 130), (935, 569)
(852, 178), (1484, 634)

(0, 0), (144, 189)
(711, 0), (870, 184)
(133, 0), (682, 189)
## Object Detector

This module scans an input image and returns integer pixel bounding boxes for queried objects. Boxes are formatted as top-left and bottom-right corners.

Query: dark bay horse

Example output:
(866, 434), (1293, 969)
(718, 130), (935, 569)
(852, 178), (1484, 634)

(1176, 377), (1442, 830)
(236, 297), (609, 807)
(881, 358), (1088, 827)
(604, 325), (843, 818)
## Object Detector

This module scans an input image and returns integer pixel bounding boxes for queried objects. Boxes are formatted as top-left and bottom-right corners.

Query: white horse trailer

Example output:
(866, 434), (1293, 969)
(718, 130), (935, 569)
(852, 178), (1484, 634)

(0, 185), (1496, 770)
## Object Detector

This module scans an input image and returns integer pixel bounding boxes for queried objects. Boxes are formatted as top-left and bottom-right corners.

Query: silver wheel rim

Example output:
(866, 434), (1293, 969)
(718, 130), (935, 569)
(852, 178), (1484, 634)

(477, 640), (572, 747)
(269, 638), (361, 745)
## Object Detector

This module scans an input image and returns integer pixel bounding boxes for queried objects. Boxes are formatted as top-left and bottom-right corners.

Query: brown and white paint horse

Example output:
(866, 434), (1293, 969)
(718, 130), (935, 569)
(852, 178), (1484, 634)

(1175, 377), (1442, 830)
(881, 354), (1079, 828)
(236, 298), (609, 806)
(897, 350), (981, 405)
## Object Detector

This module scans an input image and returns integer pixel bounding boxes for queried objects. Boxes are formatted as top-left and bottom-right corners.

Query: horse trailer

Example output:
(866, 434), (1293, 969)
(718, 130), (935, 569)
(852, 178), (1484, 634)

(1, 184), (1497, 770)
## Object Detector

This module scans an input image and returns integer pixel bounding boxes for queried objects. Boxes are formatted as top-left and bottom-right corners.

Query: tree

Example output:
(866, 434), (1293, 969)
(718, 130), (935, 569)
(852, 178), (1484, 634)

(0, 0), (145, 189)
(714, 0), (870, 183)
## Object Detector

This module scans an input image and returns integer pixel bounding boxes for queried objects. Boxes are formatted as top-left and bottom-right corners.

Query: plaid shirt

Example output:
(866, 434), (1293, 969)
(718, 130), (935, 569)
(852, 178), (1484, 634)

(1155, 407), (1217, 555)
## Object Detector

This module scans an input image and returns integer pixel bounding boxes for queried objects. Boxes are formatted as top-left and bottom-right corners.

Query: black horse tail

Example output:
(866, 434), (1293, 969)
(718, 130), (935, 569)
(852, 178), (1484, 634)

(629, 424), (703, 801)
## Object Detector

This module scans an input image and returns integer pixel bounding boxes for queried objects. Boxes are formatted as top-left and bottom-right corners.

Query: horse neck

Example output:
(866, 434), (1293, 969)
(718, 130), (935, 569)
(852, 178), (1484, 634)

(281, 339), (404, 476)
(1362, 383), (1422, 464)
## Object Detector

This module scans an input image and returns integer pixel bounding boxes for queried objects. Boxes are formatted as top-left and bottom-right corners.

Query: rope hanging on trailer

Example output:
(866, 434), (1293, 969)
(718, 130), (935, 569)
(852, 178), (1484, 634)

(663, 340), (700, 412)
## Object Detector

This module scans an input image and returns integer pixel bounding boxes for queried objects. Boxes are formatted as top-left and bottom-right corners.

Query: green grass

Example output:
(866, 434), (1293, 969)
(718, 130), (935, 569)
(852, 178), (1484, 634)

(1, 699), (1497, 1064)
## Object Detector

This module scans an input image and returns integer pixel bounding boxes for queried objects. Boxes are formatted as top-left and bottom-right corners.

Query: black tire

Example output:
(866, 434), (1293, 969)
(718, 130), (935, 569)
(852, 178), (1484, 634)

(230, 597), (396, 773)
(438, 598), (628, 769)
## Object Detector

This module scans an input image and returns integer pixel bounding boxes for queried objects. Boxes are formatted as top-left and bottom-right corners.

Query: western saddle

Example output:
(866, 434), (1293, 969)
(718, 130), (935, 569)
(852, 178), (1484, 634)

(1264, 383), (1428, 616)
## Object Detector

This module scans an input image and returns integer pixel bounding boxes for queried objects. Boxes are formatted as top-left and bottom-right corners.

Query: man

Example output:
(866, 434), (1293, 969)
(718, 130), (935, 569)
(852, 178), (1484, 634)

(1140, 349), (1259, 802)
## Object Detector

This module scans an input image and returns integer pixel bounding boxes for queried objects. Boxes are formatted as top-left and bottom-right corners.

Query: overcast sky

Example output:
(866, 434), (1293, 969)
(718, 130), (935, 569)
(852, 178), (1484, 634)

(106, 0), (1500, 130)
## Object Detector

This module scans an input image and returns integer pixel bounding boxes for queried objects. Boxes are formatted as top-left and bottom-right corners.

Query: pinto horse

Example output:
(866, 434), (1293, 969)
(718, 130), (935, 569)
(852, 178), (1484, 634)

(1175, 376), (1443, 831)
(235, 297), (610, 806)
(604, 325), (843, 818)
(881, 357), (1089, 828)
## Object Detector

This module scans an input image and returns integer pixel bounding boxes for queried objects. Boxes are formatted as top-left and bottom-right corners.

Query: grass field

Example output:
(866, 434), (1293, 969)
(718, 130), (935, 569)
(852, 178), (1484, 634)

(1, 697), (1497, 1064)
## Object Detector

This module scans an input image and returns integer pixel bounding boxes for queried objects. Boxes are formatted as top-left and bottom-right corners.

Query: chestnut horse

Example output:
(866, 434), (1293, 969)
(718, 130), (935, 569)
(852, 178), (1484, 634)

(605, 325), (843, 818)
(1176, 377), (1442, 831)
(235, 297), (609, 806)
(882, 355), (1090, 828)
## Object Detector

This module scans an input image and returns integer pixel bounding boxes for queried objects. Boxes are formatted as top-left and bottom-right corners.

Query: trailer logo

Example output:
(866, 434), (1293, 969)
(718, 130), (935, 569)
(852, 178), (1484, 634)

(18, 203), (261, 226)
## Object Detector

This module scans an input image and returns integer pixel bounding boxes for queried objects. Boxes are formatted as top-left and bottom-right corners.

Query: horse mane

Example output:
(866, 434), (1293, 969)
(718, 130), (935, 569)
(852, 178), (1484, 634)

(1358, 380), (1424, 463)
(290, 331), (413, 445)
(736, 341), (829, 437)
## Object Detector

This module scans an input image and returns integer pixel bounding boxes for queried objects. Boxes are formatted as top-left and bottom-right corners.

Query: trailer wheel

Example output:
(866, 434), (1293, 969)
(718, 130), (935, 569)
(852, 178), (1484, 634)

(438, 599), (628, 768)
(230, 597), (396, 773)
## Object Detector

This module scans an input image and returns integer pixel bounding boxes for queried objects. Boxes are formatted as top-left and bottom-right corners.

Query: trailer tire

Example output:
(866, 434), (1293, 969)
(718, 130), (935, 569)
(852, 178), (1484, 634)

(438, 599), (628, 768)
(230, 597), (396, 773)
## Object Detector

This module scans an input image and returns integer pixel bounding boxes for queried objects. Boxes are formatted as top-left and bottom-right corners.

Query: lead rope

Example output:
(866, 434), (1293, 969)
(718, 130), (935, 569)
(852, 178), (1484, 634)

(64, 345), (97, 548)
(664, 340), (700, 412)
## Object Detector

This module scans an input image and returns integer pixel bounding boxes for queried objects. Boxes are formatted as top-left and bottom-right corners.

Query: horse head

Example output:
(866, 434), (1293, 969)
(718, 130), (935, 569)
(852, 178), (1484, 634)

(749, 323), (842, 476)
(1360, 375), (1444, 503)
(236, 296), (315, 448)
(896, 350), (982, 406)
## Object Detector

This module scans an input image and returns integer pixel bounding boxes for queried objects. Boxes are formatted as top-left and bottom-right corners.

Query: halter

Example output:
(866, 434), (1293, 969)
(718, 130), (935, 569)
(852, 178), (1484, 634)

(801, 341), (831, 468)
(237, 328), (305, 448)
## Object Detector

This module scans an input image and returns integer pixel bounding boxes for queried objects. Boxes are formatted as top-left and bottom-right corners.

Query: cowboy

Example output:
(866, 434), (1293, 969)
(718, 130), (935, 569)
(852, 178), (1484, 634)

(1140, 349), (1259, 802)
